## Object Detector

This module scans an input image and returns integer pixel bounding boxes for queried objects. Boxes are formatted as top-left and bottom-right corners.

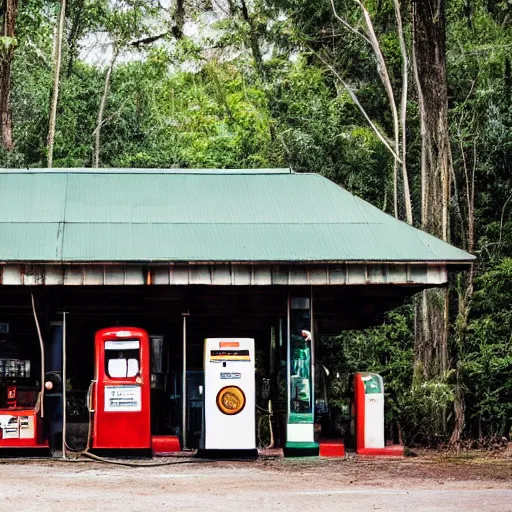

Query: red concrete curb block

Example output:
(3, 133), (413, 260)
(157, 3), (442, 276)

(319, 440), (345, 457)
(151, 435), (181, 455)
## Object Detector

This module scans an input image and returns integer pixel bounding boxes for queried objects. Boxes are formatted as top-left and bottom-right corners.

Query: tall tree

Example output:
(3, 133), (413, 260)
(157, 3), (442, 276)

(47, 0), (66, 167)
(411, 0), (452, 382)
(0, 0), (18, 151)
(93, 45), (118, 168)
(327, 0), (413, 223)
(91, 0), (173, 167)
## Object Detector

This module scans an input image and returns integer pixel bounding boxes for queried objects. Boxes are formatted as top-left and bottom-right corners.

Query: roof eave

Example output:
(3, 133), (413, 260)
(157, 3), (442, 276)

(0, 259), (474, 266)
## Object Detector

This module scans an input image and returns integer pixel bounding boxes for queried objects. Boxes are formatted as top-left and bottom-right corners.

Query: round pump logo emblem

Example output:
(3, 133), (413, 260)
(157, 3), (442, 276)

(216, 386), (246, 415)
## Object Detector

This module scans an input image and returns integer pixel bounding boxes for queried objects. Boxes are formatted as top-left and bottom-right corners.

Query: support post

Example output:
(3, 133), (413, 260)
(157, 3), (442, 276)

(182, 313), (188, 449)
(62, 311), (67, 459)
(48, 321), (63, 457)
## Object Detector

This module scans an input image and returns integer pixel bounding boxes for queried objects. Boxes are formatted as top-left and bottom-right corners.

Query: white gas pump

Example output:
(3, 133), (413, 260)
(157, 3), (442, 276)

(360, 373), (385, 449)
(201, 338), (256, 451)
(352, 372), (403, 456)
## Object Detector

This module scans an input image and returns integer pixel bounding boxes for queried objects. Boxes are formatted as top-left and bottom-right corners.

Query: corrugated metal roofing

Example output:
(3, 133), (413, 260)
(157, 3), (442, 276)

(0, 169), (475, 264)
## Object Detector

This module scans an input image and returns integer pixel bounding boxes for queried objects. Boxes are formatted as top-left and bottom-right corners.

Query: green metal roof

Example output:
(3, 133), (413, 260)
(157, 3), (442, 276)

(0, 169), (475, 264)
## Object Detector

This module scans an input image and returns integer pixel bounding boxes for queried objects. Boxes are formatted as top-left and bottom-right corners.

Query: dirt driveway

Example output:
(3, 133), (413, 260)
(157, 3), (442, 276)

(1, 454), (511, 511)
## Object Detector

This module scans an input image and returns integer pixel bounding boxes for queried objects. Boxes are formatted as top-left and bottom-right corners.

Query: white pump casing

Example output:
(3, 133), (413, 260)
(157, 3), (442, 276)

(362, 373), (385, 449)
(202, 338), (256, 450)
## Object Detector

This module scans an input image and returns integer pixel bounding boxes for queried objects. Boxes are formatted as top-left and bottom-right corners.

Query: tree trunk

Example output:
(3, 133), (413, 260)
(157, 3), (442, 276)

(92, 47), (118, 168)
(240, 0), (265, 80)
(0, 0), (19, 151)
(356, 0), (404, 222)
(411, 0), (452, 383)
(450, 137), (477, 445)
(171, 0), (185, 40)
(450, 266), (474, 444)
(47, 0), (66, 168)
(328, 1), (412, 220)
(67, 0), (86, 76)
(393, 0), (413, 225)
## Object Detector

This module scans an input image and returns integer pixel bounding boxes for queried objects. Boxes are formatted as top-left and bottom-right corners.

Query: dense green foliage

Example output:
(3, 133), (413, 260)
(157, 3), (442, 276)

(1, 0), (511, 444)
(464, 259), (512, 439)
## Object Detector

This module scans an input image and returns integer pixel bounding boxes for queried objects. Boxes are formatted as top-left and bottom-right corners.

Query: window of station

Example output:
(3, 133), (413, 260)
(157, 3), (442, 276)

(105, 340), (140, 378)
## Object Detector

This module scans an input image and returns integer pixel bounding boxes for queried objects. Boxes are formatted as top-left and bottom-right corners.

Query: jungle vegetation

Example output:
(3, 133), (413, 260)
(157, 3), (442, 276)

(1, 0), (511, 446)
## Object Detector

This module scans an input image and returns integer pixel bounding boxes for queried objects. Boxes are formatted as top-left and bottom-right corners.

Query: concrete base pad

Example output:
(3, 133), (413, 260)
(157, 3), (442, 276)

(196, 448), (258, 459)
(284, 442), (320, 457)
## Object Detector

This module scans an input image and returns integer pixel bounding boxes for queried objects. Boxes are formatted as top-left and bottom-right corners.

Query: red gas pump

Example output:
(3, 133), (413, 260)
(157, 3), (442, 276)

(0, 384), (48, 448)
(90, 327), (151, 450)
(350, 372), (403, 456)
(0, 353), (49, 449)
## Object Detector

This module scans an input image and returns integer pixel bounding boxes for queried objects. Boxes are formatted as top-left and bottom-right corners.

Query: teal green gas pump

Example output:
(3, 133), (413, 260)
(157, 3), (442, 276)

(284, 296), (319, 456)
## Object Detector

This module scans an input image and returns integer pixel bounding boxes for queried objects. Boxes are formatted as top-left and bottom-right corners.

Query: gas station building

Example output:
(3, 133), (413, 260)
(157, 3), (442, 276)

(0, 169), (474, 456)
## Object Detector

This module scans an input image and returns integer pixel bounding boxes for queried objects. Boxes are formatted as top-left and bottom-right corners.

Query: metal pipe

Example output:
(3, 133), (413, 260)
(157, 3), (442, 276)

(270, 325), (275, 375)
(62, 311), (67, 460)
(31, 292), (45, 418)
(182, 313), (188, 449)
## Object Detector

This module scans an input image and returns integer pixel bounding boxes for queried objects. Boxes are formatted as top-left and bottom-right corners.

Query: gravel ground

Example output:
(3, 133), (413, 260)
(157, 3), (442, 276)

(0, 455), (511, 511)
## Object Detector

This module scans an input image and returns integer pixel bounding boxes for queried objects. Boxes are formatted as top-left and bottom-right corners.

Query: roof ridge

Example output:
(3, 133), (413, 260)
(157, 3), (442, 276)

(0, 221), (385, 225)
(0, 168), (294, 175)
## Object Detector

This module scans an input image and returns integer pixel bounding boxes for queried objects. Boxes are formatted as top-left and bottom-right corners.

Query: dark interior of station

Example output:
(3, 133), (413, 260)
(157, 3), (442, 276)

(0, 283), (426, 452)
